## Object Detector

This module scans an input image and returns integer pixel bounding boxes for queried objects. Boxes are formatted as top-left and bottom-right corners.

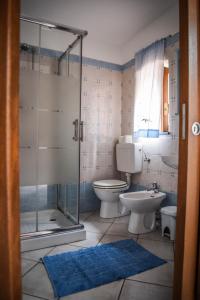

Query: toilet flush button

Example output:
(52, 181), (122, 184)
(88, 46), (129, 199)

(192, 122), (200, 136)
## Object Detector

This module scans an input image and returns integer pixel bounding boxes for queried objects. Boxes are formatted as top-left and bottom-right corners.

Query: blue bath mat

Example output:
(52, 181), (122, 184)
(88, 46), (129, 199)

(42, 239), (166, 297)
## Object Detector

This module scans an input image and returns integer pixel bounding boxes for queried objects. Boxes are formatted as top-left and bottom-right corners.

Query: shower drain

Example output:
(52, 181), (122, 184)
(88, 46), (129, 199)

(50, 218), (56, 221)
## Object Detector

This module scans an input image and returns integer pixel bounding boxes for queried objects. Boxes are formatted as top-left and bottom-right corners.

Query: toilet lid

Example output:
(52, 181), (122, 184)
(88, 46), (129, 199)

(93, 179), (127, 189)
(160, 206), (177, 217)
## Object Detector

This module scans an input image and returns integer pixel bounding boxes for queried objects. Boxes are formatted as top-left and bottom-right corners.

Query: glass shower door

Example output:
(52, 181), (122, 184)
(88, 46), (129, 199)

(37, 26), (82, 231)
(19, 20), (40, 234)
(20, 18), (83, 236)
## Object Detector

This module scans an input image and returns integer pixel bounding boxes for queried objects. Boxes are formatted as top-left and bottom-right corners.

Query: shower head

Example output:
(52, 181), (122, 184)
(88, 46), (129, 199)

(20, 43), (37, 56)
(20, 43), (30, 51)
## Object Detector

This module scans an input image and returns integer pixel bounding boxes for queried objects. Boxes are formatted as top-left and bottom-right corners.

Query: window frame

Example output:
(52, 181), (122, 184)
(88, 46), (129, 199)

(161, 66), (169, 132)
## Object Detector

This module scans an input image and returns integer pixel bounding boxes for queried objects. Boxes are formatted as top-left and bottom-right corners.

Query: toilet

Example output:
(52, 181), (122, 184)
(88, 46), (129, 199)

(160, 206), (177, 241)
(93, 143), (143, 218)
(93, 180), (129, 218)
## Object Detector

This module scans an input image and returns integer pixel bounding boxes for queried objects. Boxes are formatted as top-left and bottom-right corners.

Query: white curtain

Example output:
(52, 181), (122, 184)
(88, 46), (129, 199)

(133, 39), (164, 138)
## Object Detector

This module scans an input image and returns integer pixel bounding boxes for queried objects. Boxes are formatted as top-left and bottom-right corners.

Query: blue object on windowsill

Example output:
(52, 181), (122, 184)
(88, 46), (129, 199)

(133, 129), (160, 138)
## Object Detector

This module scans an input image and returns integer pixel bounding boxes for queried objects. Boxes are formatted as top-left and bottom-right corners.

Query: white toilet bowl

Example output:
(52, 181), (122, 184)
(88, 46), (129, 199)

(120, 191), (166, 234)
(93, 179), (129, 218)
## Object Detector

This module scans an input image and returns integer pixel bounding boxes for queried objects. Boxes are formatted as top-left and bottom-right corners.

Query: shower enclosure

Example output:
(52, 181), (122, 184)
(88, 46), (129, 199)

(19, 17), (87, 250)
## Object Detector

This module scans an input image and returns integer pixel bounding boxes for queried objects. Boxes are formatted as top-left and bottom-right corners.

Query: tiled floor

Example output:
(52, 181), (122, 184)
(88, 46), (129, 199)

(22, 211), (174, 300)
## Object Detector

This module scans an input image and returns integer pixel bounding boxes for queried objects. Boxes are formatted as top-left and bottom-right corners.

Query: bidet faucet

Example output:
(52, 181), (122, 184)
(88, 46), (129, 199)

(152, 182), (159, 193)
(147, 182), (159, 193)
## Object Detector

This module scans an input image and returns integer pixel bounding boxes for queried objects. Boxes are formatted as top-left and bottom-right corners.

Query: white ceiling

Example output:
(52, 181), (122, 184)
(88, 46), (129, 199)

(21, 0), (178, 47)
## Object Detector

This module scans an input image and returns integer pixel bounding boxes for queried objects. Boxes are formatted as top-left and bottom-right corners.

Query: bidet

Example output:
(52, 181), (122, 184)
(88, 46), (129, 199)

(120, 191), (166, 234)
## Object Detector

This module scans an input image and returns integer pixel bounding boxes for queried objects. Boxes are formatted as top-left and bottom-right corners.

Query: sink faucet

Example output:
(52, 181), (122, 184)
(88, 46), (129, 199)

(147, 182), (159, 193)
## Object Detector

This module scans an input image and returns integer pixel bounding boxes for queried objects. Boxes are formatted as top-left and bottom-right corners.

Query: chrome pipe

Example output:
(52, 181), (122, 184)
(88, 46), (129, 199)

(57, 36), (81, 75)
(20, 16), (88, 37)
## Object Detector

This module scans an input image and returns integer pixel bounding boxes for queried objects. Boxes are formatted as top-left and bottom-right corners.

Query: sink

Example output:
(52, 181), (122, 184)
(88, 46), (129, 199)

(161, 155), (178, 170)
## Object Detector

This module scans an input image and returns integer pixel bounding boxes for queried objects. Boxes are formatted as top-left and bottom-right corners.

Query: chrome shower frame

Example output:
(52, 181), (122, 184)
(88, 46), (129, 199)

(20, 16), (87, 244)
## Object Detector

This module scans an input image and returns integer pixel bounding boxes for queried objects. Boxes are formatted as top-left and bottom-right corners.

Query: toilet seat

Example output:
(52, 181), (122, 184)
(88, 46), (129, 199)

(93, 179), (127, 190)
(93, 179), (129, 218)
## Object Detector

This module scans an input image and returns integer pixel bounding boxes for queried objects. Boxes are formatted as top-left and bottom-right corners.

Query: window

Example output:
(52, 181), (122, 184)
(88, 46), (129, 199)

(133, 39), (165, 138)
(161, 67), (169, 132)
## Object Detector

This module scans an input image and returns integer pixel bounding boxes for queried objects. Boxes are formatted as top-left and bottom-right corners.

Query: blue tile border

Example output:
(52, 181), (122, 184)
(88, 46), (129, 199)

(20, 182), (100, 213)
(22, 32), (179, 72)
(39, 48), (122, 72)
(82, 56), (122, 71)
(121, 58), (135, 71)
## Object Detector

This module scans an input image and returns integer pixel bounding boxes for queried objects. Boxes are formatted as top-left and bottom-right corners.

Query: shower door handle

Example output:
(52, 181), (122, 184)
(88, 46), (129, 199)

(72, 119), (79, 141)
(80, 121), (84, 142)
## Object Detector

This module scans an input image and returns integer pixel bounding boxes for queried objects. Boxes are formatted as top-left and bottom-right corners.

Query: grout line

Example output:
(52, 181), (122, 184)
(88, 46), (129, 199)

(21, 256), (38, 262)
(21, 256), (40, 264)
(117, 279), (125, 300)
(22, 246), (56, 265)
(125, 278), (173, 289)
(65, 244), (86, 249)
(23, 292), (50, 300)
(22, 245), (56, 255)
(22, 261), (39, 278)
(43, 245), (58, 257)
(50, 243), (86, 252)
(98, 222), (114, 244)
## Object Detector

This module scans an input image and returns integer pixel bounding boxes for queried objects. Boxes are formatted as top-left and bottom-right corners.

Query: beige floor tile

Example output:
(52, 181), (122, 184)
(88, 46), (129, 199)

(106, 223), (137, 238)
(114, 215), (130, 224)
(60, 280), (124, 300)
(22, 263), (54, 300)
(137, 238), (174, 261)
(119, 280), (172, 300)
(48, 244), (84, 256)
(23, 294), (43, 300)
(21, 259), (38, 276)
(138, 228), (171, 242)
(22, 247), (54, 262)
(128, 262), (174, 287)
(99, 234), (135, 244)
(86, 212), (115, 223)
(69, 231), (103, 247)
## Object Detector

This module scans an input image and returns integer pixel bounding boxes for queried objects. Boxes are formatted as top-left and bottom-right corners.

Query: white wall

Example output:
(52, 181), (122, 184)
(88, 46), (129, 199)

(20, 0), (122, 64)
(20, 1), (179, 65)
(121, 4), (179, 64)
(20, 20), (121, 63)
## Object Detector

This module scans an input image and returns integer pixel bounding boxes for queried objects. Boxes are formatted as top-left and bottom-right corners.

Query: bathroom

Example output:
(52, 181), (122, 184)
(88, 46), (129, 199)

(18, 0), (179, 299)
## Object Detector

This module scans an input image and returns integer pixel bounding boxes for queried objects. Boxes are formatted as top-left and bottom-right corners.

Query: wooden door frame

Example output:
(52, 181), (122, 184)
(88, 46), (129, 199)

(0, 0), (21, 300)
(173, 0), (200, 299)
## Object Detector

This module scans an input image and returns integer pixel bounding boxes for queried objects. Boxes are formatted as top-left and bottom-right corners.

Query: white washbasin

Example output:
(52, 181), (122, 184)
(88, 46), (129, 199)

(161, 155), (178, 170)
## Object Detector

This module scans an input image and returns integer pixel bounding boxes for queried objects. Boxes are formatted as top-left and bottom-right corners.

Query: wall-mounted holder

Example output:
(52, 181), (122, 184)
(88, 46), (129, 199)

(192, 122), (200, 136)
(143, 151), (151, 163)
